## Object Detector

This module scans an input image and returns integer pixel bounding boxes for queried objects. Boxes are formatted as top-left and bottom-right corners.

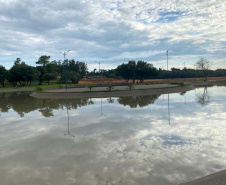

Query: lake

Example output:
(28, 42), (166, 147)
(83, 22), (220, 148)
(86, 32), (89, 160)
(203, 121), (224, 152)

(0, 85), (226, 185)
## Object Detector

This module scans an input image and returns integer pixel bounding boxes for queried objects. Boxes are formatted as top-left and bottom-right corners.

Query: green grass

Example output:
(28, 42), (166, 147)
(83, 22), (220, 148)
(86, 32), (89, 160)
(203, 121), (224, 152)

(0, 83), (67, 90)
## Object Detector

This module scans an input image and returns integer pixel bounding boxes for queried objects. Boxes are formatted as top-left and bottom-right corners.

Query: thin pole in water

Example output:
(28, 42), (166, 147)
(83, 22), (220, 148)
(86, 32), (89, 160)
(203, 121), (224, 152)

(168, 93), (171, 125)
(166, 51), (169, 85)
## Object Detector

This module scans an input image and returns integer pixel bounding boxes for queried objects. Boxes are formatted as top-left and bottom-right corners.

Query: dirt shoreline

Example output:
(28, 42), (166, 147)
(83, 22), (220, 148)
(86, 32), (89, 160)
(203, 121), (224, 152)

(30, 85), (194, 99)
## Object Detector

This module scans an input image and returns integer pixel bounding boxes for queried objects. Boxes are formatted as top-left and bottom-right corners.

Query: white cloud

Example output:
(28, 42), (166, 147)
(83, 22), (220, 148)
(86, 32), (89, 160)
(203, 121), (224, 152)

(1, 87), (226, 184)
(0, 0), (225, 70)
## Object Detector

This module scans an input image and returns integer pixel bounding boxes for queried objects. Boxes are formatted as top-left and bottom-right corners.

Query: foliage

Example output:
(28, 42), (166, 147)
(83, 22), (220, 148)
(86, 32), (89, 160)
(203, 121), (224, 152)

(66, 60), (88, 77)
(0, 65), (7, 87)
(14, 58), (21, 65)
(136, 61), (158, 82)
(36, 55), (51, 67)
(43, 72), (57, 85)
(195, 57), (211, 80)
(35, 86), (43, 92)
(87, 84), (93, 92)
(7, 61), (39, 86)
(116, 61), (136, 82)
(128, 83), (134, 90)
(116, 61), (157, 83)
(61, 71), (81, 85)
(1, 56), (226, 89)
(45, 62), (58, 74)
(107, 84), (114, 91)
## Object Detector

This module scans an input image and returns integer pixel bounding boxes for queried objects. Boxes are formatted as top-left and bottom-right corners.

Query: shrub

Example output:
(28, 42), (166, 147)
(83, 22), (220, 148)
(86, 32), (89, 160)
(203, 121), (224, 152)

(180, 82), (185, 86)
(87, 84), (93, 92)
(36, 86), (43, 92)
(107, 84), (114, 91)
(128, 84), (134, 91)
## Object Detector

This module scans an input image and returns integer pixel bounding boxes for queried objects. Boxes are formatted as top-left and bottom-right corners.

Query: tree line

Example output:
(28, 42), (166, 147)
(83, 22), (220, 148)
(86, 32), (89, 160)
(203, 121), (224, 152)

(0, 55), (88, 87)
(0, 56), (226, 87)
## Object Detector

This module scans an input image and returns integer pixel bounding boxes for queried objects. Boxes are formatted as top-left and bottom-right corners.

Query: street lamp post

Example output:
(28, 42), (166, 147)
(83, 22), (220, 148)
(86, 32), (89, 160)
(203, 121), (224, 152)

(60, 50), (70, 91)
(95, 61), (104, 87)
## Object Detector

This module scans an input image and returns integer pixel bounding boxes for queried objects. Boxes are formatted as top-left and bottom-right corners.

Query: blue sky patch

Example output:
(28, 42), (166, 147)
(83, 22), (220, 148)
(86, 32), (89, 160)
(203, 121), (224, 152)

(157, 11), (184, 23)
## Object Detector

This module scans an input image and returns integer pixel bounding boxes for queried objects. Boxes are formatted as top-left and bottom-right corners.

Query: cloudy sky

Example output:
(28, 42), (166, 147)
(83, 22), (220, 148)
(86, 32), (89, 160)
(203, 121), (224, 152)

(0, 0), (226, 70)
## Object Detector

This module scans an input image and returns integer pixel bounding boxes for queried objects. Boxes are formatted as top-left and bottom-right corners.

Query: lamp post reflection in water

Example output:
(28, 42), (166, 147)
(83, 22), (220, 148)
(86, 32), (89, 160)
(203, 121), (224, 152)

(97, 98), (106, 117)
(64, 99), (75, 137)
(168, 93), (171, 125)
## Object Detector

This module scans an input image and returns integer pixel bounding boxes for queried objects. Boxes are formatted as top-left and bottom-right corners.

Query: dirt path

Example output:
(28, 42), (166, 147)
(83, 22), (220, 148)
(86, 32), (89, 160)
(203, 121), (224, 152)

(45, 84), (178, 93)
(30, 85), (194, 99)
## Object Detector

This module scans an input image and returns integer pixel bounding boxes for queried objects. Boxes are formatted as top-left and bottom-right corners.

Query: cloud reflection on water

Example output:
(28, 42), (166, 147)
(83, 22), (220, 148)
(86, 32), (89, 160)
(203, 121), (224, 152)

(0, 86), (226, 185)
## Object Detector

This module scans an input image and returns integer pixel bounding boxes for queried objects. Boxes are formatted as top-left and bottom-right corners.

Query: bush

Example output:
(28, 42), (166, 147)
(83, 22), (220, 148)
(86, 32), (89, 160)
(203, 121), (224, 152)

(87, 84), (93, 92)
(128, 84), (134, 91)
(107, 84), (114, 91)
(36, 86), (43, 92)
(180, 82), (185, 86)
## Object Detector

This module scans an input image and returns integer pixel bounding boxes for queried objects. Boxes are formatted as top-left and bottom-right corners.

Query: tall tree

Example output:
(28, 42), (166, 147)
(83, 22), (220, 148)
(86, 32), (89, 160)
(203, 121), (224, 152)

(7, 62), (39, 86)
(36, 55), (50, 67)
(14, 58), (21, 65)
(195, 57), (211, 81)
(0, 65), (7, 87)
(116, 61), (157, 83)
(61, 71), (81, 85)
(43, 73), (57, 85)
(116, 61), (136, 82)
(136, 61), (157, 82)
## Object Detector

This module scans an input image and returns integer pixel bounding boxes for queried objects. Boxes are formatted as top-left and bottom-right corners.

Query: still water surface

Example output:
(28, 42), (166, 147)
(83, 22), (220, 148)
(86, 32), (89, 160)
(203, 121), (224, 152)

(0, 86), (226, 185)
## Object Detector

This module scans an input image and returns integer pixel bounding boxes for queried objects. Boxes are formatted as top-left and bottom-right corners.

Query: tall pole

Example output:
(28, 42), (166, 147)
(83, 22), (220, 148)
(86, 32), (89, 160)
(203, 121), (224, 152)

(166, 51), (169, 85)
(60, 50), (70, 91)
(95, 61), (104, 87)
(184, 62), (186, 82)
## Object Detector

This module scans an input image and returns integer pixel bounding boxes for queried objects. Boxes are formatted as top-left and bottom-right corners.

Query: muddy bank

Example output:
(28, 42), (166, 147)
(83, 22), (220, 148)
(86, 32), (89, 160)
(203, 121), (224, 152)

(30, 85), (195, 99)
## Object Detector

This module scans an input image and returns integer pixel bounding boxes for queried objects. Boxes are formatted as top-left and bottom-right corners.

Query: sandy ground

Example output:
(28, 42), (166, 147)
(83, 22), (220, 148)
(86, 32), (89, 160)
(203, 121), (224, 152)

(179, 169), (226, 185)
(30, 85), (194, 99)
(45, 84), (178, 93)
(79, 77), (226, 84)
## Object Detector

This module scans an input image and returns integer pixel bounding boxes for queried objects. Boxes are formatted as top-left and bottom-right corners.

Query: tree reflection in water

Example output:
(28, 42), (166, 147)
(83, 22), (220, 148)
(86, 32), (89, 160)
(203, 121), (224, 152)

(180, 91), (187, 105)
(117, 95), (160, 108)
(196, 86), (211, 106)
(0, 92), (94, 117)
(107, 97), (114, 104)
